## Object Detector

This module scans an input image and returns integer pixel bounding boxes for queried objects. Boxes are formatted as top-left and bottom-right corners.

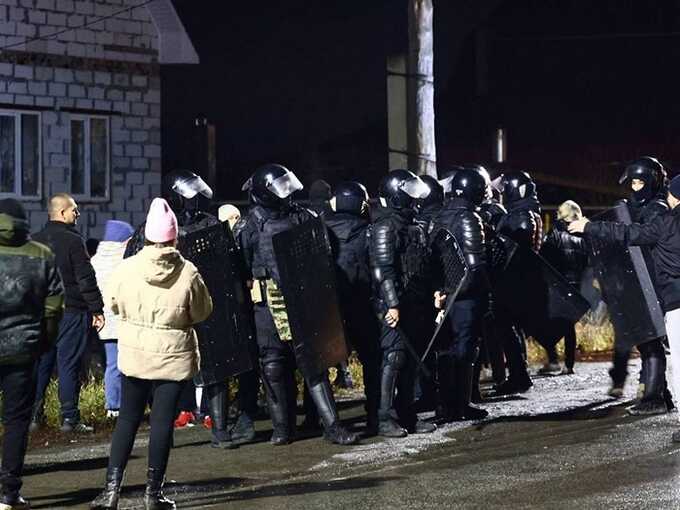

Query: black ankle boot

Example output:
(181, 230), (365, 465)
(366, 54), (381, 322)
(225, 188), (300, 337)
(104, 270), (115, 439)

(90, 467), (124, 509)
(206, 384), (236, 449)
(143, 468), (175, 510)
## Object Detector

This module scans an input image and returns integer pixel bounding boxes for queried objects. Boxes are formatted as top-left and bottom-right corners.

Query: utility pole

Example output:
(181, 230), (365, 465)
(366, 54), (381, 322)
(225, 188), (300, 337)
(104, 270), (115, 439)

(407, 0), (437, 177)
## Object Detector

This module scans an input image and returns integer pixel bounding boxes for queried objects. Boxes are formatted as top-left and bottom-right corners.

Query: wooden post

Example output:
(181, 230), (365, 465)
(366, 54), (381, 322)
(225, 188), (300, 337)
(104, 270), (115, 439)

(408, 0), (437, 177)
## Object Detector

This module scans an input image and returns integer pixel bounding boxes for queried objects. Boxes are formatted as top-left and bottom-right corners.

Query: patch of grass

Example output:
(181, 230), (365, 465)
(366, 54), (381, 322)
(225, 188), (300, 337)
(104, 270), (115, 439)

(43, 377), (109, 429)
(527, 316), (615, 364)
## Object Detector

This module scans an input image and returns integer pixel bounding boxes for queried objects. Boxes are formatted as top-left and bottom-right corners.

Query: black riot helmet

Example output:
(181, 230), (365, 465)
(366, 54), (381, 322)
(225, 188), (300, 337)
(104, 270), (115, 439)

(418, 175), (444, 209)
(442, 167), (488, 206)
(163, 169), (213, 213)
(437, 166), (464, 198)
(619, 156), (666, 205)
(242, 163), (304, 208)
(378, 169), (431, 209)
(333, 181), (369, 215)
(499, 171), (536, 205)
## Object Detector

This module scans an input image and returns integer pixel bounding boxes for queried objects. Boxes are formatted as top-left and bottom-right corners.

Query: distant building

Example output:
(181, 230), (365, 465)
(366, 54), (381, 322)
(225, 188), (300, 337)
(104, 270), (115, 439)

(0, 0), (198, 237)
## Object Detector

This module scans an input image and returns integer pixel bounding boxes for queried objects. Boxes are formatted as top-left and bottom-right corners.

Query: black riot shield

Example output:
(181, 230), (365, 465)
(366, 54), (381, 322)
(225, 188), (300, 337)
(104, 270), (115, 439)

(420, 228), (469, 363)
(494, 240), (591, 346)
(272, 218), (349, 379)
(180, 221), (254, 386)
(589, 204), (665, 349)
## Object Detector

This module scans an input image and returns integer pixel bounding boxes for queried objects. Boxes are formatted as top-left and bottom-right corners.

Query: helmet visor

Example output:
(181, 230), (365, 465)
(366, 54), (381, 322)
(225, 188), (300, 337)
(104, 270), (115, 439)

(172, 175), (213, 199)
(400, 176), (431, 199)
(268, 170), (304, 199)
(439, 175), (454, 194)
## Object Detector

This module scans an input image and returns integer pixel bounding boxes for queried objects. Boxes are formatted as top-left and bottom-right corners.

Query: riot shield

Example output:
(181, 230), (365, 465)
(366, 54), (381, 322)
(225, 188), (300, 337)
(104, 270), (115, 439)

(494, 244), (591, 346)
(180, 221), (254, 385)
(588, 204), (665, 348)
(272, 218), (349, 379)
(420, 228), (469, 363)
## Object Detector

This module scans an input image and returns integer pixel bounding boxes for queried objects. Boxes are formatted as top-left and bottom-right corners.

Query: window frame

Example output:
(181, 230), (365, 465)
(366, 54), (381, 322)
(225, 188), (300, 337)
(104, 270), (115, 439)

(70, 114), (111, 202)
(0, 108), (42, 200)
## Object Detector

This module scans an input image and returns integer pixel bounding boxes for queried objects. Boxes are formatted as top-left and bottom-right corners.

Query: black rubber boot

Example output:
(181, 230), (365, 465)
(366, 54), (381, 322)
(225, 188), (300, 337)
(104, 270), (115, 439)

(497, 326), (532, 395)
(230, 413), (256, 445)
(206, 384), (236, 449)
(90, 467), (124, 510)
(629, 354), (668, 416)
(471, 362), (483, 403)
(263, 361), (293, 446)
(377, 352), (407, 438)
(446, 361), (489, 421)
(29, 398), (44, 433)
(143, 468), (175, 510)
(300, 384), (321, 432)
(307, 377), (359, 445)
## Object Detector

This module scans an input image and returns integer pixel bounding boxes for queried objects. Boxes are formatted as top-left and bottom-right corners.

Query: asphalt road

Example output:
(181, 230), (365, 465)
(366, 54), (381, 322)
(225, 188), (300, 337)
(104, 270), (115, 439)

(19, 361), (680, 509)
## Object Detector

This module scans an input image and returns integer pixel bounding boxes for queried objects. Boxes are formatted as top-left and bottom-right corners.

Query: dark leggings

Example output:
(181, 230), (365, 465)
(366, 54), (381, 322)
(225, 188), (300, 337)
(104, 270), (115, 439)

(108, 376), (186, 473)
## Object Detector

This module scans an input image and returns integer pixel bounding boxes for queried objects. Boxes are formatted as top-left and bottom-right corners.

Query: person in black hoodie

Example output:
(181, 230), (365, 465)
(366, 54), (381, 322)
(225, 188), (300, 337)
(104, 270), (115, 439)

(570, 174), (680, 437)
(323, 181), (381, 433)
(32, 193), (104, 433)
(540, 200), (589, 375)
(370, 169), (437, 437)
(0, 198), (63, 509)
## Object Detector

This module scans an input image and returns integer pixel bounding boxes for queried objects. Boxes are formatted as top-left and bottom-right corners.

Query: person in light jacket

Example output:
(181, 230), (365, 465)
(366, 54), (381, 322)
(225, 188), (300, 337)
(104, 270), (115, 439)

(90, 220), (135, 418)
(90, 198), (213, 510)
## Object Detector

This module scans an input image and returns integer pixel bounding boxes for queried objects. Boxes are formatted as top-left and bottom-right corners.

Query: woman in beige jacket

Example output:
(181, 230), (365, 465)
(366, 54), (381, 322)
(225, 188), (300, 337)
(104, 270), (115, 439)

(91, 198), (213, 510)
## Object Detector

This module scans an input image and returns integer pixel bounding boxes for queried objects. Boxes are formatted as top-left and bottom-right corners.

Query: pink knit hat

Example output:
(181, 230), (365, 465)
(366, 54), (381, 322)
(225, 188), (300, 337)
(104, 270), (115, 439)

(144, 198), (178, 243)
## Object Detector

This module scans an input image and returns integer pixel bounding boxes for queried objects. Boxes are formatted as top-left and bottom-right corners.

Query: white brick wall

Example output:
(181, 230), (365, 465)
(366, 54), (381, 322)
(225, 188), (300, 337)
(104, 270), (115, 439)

(0, 0), (165, 239)
(0, 0), (159, 63)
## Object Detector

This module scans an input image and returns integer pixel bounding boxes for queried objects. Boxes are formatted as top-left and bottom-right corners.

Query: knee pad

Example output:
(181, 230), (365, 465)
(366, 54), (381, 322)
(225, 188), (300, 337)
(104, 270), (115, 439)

(385, 350), (406, 370)
(262, 361), (286, 383)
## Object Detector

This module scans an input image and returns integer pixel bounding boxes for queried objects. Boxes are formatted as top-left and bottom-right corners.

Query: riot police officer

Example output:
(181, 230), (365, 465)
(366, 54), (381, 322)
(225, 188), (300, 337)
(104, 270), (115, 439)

(370, 169), (437, 437)
(412, 175), (445, 411)
(610, 157), (672, 414)
(494, 170), (541, 395)
(123, 170), (238, 449)
(323, 181), (381, 433)
(416, 175), (444, 229)
(430, 167), (490, 421)
(236, 164), (358, 445)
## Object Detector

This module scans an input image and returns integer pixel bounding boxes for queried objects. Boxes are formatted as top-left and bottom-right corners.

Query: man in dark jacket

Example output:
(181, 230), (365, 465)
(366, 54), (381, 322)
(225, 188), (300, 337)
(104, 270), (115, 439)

(324, 181), (381, 433)
(540, 200), (589, 374)
(32, 193), (104, 433)
(570, 174), (680, 438)
(593, 157), (672, 413)
(0, 198), (63, 508)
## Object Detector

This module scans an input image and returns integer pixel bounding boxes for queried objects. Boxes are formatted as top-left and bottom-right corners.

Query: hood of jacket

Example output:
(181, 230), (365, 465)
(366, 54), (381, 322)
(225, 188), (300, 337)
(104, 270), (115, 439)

(138, 245), (185, 285)
(0, 213), (29, 247)
(324, 212), (369, 242)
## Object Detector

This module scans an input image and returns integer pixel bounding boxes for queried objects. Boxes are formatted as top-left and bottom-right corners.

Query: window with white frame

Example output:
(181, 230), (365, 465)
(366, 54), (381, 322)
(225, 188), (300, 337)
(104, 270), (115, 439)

(0, 110), (41, 198)
(70, 115), (109, 200)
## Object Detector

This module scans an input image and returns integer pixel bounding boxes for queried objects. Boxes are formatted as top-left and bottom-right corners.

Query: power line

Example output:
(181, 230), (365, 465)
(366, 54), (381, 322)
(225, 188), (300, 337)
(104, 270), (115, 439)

(0, 0), (155, 52)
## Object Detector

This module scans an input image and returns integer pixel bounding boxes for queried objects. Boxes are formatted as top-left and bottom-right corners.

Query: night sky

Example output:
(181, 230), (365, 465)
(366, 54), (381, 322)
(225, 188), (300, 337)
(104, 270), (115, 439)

(162, 0), (680, 205)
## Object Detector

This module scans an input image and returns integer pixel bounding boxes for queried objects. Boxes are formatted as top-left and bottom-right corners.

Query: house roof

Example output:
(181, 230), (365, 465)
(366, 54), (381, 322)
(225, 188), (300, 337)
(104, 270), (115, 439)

(146, 0), (199, 64)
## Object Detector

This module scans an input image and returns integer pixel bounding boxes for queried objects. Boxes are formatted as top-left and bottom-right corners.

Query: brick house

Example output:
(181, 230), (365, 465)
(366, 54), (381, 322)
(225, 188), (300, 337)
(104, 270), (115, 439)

(0, 0), (198, 238)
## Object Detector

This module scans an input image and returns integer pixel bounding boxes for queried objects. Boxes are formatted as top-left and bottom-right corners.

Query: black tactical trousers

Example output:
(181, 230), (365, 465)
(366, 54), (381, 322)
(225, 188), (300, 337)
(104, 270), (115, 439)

(444, 298), (485, 363)
(0, 363), (35, 498)
(345, 308), (381, 424)
(378, 322), (417, 426)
